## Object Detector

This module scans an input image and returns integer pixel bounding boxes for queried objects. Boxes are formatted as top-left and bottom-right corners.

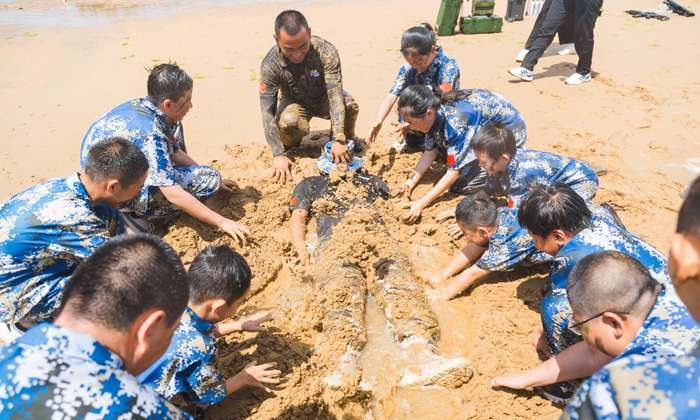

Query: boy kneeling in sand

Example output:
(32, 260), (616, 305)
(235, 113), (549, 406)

(494, 251), (700, 408)
(139, 245), (280, 417)
(289, 141), (471, 390)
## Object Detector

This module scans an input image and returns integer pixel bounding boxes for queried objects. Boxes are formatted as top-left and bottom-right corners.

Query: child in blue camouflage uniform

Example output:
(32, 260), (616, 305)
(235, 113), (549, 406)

(426, 194), (552, 302)
(426, 194), (622, 302)
(471, 123), (599, 210)
(0, 234), (192, 419)
(494, 251), (700, 404)
(393, 86), (527, 224)
(493, 183), (671, 402)
(139, 245), (280, 417)
(366, 23), (460, 148)
(80, 63), (249, 243)
(561, 175), (700, 420)
(0, 137), (148, 342)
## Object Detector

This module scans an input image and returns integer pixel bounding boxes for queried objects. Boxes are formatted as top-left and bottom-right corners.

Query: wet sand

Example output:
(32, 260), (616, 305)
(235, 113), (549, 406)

(1, 0), (699, 418)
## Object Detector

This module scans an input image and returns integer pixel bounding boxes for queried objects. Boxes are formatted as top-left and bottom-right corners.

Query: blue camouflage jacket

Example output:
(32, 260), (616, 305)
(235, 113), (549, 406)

(485, 150), (599, 210)
(390, 46), (460, 96)
(0, 173), (123, 323)
(424, 89), (527, 171)
(0, 323), (191, 420)
(139, 307), (227, 405)
(562, 289), (700, 420)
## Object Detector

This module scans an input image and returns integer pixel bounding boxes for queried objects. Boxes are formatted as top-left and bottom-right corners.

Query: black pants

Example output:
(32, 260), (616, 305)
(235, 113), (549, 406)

(522, 0), (603, 75)
(524, 0), (575, 49)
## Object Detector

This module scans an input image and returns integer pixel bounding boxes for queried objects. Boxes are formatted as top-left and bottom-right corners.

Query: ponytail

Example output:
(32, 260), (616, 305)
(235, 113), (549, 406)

(400, 23), (438, 57)
(398, 85), (472, 119)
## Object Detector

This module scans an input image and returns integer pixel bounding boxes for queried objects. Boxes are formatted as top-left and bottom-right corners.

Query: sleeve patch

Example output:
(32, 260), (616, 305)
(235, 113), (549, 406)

(447, 155), (455, 166)
(259, 83), (266, 93)
(290, 197), (297, 205)
(439, 83), (453, 93)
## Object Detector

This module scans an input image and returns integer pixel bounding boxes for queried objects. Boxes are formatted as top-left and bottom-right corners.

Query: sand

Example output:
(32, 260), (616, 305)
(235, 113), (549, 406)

(1, 0), (699, 418)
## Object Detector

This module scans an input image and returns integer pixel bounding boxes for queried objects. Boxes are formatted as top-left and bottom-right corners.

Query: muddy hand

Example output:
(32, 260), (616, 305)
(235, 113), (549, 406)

(240, 311), (274, 332)
(271, 155), (294, 184)
(435, 208), (456, 223)
(220, 179), (239, 192)
(425, 287), (447, 303)
(242, 361), (281, 393)
(402, 201), (424, 224)
(447, 222), (463, 239)
(220, 219), (251, 245)
(366, 120), (382, 144)
(391, 121), (410, 143)
(532, 326), (552, 358)
(330, 141), (351, 165)
(492, 371), (534, 390)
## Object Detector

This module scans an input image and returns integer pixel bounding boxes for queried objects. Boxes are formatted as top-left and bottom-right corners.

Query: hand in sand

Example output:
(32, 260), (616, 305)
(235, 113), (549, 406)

(271, 155), (294, 184)
(402, 201), (425, 224)
(219, 219), (251, 245)
(435, 208), (456, 222)
(297, 248), (311, 267)
(239, 312), (274, 332)
(492, 371), (534, 390)
(447, 222), (463, 238)
(532, 326), (552, 358)
(425, 287), (449, 303)
(391, 121), (411, 143)
(366, 120), (383, 144)
(219, 179), (240, 192)
(330, 142), (351, 165)
(239, 361), (281, 393)
(391, 177), (418, 199)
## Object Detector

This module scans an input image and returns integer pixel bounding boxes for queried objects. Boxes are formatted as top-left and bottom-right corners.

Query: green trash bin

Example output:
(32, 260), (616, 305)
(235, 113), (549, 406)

(436, 0), (464, 36)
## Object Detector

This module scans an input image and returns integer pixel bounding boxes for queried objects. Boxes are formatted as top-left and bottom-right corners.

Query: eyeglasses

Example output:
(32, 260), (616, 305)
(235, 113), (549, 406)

(568, 311), (630, 335)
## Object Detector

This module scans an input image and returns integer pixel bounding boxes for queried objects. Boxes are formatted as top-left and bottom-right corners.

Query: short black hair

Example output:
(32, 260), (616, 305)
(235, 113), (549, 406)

(84, 137), (149, 187)
(518, 182), (592, 238)
(60, 234), (188, 331)
(400, 23), (437, 57)
(147, 63), (193, 105)
(455, 194), (498, 231)
(188, 245), (252, 305)
(275, 10), (309, 37)
(471, 123), (518, 162)
(677, 175), (700, 241)
(398, 85), (472, 119)
(568, 250), (660, 319)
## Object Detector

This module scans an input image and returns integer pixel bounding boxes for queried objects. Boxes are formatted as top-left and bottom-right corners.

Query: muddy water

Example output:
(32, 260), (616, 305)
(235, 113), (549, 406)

(359, 245), (477, 420)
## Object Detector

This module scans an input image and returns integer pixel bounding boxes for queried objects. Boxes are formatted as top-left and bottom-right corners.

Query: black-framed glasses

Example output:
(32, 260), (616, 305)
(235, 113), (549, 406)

(568, 311), (630, 335)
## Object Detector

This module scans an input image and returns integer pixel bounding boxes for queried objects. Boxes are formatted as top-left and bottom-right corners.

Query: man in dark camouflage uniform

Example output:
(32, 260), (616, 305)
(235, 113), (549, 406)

(259, 10), (359, 184)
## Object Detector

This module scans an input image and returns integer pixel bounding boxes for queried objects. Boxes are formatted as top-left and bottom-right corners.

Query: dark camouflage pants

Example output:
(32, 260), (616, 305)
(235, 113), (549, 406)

(276, 91), (359, 147)
(312, 241), (440, 353)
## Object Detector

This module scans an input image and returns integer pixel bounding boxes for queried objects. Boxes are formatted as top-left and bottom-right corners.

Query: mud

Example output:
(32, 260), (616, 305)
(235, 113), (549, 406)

(160, 131), (682, 419)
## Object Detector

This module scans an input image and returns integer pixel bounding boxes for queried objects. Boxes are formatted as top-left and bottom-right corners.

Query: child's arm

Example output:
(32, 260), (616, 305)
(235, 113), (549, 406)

(367, 93), (399, 143)
(432, 243), (487, 282)
(215, 312), (273, 337)
(392, 148), (438, 199)
(491, 341), (613, 390)
(226, 361), (281, 394)
(402, 169), (460, 224)
(427, 264), (490, 302)
(290, 209), (310, 266)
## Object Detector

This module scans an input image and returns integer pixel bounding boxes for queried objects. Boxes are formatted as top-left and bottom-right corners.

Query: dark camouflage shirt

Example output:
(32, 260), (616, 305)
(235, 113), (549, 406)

(259, 36), (345, 157)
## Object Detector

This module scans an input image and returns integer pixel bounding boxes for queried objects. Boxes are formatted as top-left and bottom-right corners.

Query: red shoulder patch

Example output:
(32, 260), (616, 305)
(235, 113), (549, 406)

(439, 83), (453, 93)
(508, 197), (514, 209)
(290, 197), (297, 205)
(447, 155), (455, 166)
(259, 83), (266, 93)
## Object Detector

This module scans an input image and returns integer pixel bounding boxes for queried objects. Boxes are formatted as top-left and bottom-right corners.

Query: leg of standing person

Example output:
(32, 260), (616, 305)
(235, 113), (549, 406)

(509, 0), (572, 81)
(517, 0), (554, 61)
(557, 12), (576, 54)
(565, 0), (603, 84)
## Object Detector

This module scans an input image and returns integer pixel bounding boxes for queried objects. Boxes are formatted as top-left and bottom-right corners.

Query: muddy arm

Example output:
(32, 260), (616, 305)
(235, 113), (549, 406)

(290, 209), (310, 263)
(492, 341), (613, 389)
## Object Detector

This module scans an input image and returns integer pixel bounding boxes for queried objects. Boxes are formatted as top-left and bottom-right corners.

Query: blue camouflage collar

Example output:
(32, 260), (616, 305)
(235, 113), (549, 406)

(141, 97), (177, 126)
(21, 323), (124, 370)
(66, 172), (95, 206)
(417, 46), (444, 76)
(184, 306), (216, 336)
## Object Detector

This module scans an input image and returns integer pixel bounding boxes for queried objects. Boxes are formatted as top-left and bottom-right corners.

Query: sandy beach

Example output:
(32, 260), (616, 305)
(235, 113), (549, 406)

(1, 0), (699, 418)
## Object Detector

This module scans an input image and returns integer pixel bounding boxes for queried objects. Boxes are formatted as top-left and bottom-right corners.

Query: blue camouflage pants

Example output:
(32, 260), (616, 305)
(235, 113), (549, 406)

(134, 165), (221, 221)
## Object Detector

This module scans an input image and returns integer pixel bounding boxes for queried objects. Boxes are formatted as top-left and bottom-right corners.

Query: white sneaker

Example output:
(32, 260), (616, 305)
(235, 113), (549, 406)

(508, 67), (533, 82)
(558, 43), (576, 55)
(400, 356), (473, 388)
(392, 139), (406, 150)
(564, 72), (591, 85)
(516, 48), (529, 62)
